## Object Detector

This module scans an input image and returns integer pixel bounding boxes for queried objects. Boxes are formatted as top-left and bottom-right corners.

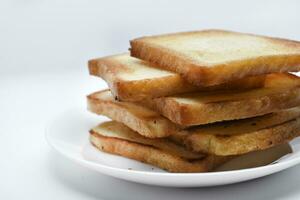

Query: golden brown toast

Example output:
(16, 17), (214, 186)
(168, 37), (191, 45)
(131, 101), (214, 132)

(143, 73), (300, 125)
(90, 121), (204, 160)
(181, 107), (300, 155)
(90, 121), (292, 172)
(90, 132), (229, 173)
(87, 89), (179, 138)
(90, 121), (227, 173)
(130, 29), (300, 86)
(87, 90), (300, 155)
(89, 54), (266, 101)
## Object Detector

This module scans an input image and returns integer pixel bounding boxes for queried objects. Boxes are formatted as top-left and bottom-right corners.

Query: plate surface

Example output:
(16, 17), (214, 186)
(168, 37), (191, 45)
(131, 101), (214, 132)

(46, 107), (300, 187)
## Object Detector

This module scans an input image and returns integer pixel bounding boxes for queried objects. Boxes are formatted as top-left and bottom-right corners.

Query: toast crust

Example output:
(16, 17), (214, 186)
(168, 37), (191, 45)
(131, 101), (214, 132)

(89, 54), (265, 101)
(184, 117), (300, 156)
(90, 121), (204, 160)
(88, 54), (194, 101)
(143, 73), (300, 125)
(87, 90), (180, 138)
(90, 131), (229, 173)
(131, 29), (300, 86)
(90, 121), (292, 172)
(88, 89), (300, 155)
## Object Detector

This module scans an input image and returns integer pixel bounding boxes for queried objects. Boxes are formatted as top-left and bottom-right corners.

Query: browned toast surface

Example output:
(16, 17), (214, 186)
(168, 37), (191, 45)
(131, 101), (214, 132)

(131, 29), (300, 86)
(90, 121), (292, 172)
(181, 108), (300, 155)
(90, 121), (228, 173)
(89, 54), (265, 101)
(90, 133), (229, 173)
(143, 73), (300, 125)
(90, 121), (204, 160)
(87, 89), (300, 155)
(87, 90), (179, 138)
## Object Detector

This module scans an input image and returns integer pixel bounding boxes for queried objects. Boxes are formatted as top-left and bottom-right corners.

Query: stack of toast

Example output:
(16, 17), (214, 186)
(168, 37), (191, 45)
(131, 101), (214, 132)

(87, 30), (300, 172)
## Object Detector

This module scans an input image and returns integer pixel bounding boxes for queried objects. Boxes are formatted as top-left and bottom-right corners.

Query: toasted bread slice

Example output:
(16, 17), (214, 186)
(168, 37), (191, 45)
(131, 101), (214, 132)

(90, 132), (229, 173)
(90, 121), (204, 160)
(182, 108), (300, 155)
(87, 90), (179, 138)
(90, 121), (230, 173)
(88, 90), (300, 155)
(89, 54), (266, 101)
(87, 80), (300, 138)
(130, 29), (300, 86)
(142, 73), (300, 125)
(90, 121), (292, 172)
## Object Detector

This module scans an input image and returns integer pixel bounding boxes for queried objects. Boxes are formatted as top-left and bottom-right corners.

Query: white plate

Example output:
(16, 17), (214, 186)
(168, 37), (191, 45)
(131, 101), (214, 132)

(46, 107), (300, 187)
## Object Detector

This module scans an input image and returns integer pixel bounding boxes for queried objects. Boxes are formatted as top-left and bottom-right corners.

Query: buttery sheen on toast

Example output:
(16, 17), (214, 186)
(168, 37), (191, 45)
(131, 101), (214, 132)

(90, 121), (292, 172)
(88, 54), (265, 101)
(131, 29), (300, 86)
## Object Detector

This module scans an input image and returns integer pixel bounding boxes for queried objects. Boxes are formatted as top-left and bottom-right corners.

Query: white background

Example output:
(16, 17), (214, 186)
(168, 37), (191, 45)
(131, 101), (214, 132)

(1, 0), (300, 199)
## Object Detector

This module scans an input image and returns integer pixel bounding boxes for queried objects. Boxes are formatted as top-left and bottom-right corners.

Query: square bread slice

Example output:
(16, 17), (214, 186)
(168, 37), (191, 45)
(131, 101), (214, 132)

(130, 29), (300, 86)
(180, 107), (300, 155)
(90, 121), (292, 172)
(87, 89), (179, 138)
(90, 121), (204, 160)
(88, 53), (265, 101)
(142, 73), (300, 125)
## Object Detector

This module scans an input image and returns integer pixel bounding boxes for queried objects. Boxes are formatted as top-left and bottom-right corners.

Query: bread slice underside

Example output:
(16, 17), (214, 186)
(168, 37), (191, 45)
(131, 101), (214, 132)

(142, 73), (300, 126)
(90, 121), (292, 172)
(89, 53), (266, 101)
(131, 29), (300, 87)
